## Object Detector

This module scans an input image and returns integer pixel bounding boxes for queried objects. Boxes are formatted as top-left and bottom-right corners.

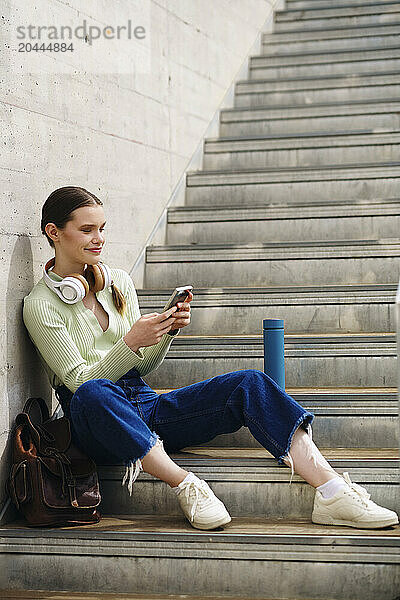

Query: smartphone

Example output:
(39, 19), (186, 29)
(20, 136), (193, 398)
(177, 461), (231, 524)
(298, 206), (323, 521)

(162, 285), (193, 335)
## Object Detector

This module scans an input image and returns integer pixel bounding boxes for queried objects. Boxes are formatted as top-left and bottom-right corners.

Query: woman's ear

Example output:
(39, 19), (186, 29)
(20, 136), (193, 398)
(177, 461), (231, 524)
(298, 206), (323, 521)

(45, 222), (59, 244)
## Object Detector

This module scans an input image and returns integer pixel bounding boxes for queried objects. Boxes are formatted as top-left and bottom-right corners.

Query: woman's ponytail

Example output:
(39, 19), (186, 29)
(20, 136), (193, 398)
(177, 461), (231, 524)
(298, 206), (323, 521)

(111, 282), (127, 317)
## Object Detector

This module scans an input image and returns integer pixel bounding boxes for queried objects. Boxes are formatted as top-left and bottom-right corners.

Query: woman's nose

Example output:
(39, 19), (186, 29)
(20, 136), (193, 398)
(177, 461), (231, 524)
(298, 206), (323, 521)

(94, 231), (105, 244)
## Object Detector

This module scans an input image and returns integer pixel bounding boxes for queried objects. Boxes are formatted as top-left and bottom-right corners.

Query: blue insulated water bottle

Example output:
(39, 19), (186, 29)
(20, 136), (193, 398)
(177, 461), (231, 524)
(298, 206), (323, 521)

(263, 319), (285, 390)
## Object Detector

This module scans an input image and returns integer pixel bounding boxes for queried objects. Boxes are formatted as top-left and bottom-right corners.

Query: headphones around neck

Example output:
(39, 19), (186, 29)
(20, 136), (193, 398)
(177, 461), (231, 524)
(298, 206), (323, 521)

(43, 257), (114, 304)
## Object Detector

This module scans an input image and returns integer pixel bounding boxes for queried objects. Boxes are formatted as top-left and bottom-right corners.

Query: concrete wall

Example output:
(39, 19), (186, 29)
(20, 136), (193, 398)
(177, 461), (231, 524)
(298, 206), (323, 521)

(0, 0), (283, 520)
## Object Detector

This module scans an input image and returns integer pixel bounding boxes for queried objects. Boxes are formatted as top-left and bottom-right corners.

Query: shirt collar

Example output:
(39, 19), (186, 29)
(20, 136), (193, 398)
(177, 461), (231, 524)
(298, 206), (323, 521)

(46, 269), (63, 282)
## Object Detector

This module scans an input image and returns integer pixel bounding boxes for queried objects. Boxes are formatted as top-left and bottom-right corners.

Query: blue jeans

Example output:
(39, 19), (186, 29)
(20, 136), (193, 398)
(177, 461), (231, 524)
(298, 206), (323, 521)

(55, 368), (314, 493)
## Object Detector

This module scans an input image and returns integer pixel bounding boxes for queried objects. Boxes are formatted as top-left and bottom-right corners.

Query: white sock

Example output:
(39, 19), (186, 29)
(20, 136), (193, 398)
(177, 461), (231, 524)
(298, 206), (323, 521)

(172, 471), (200, 494)
(317, 476), (349, 499)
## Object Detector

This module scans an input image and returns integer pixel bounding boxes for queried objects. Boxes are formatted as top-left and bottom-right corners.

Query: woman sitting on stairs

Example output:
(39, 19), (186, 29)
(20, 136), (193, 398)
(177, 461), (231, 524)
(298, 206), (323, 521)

(22, 186), (398, 531)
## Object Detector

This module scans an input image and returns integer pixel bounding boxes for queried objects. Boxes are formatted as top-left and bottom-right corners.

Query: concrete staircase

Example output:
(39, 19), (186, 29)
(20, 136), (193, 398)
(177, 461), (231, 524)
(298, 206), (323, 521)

(1, 1), (400, 598)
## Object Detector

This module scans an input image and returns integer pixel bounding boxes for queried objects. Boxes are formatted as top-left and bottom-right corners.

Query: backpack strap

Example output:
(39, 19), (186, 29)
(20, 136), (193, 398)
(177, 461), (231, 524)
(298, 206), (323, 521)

(22, 397), (50, 424)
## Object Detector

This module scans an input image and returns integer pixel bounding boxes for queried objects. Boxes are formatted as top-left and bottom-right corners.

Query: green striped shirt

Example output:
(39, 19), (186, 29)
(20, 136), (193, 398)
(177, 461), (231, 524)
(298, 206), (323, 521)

(22, 267), (179, 393)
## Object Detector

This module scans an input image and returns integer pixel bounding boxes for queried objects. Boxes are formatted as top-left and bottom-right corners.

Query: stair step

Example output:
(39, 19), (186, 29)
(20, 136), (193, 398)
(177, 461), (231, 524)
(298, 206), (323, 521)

(263, 20), (400, 43)
(145, 239), (400, 288)
(0, 593), (283, 600)
(262, 25), (400, 55)
(287, 0), (396, 8)
(150, 331), (397, 343)
(143, 333), (397, 388)
(274, 4), (400, 32)
(187, 162), (400, 183)
(91, 447), (399, 514)
(138, 283), (396, 334)
(223, 99), (400, 123)
(199, 415), (399, 449)
(235, 71), (400, 107)
(5, 513), (400, 535)
(203, 130), (400, 170)
(236, 69), (400, 93)
(1, 517), (399, 599)
(167, 199), (400, 243)
(96, 448), (399, 517)
(220, 99), (400, 136)
(254, 44), (400, 66)
(280, 1), (400, 16)
(274, 14), (400, 34)
(249, 52), (400, 80)
(172, 446), (398, 465)
(0, 593), (315, 600)
(185, 162), (400, 205)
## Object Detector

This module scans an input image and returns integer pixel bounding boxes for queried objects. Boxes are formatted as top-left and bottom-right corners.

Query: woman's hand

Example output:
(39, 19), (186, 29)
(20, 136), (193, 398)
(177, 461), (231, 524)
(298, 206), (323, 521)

(171, 290), (193, 330)
(123, 305), (178, 351)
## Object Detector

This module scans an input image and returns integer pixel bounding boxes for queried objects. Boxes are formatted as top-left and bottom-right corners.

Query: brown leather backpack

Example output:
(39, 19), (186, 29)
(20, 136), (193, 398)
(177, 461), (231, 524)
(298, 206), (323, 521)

(7, 396), (101, 527)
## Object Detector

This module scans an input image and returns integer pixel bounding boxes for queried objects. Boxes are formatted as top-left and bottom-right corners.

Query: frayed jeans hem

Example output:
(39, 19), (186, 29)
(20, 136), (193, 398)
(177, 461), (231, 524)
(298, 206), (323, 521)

(277, 412), (315, 485)
(122, 431), (162, 496)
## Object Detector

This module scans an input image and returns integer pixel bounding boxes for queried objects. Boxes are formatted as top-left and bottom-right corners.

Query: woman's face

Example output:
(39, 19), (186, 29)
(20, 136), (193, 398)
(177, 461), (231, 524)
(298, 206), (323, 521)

(48, 204), (107, 267)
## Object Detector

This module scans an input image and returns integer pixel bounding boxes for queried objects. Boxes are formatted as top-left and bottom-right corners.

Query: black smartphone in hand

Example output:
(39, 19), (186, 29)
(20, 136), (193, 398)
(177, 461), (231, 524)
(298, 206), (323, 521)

(162, 285), (193, 335)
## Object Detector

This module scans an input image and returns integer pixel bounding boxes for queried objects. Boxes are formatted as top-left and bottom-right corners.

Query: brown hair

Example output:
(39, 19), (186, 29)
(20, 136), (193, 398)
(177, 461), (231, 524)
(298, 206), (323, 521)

(41, 186), (126, 316)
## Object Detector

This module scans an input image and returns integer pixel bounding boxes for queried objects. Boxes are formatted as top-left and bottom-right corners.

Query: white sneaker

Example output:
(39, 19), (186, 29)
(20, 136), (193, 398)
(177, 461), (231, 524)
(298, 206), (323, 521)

(312, 472), (399, 529)
(176, 475), (232, 530)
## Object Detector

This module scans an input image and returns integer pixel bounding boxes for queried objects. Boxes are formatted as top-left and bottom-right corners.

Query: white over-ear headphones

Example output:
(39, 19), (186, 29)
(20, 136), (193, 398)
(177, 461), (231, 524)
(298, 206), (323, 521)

(43, 257), (114, 304)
